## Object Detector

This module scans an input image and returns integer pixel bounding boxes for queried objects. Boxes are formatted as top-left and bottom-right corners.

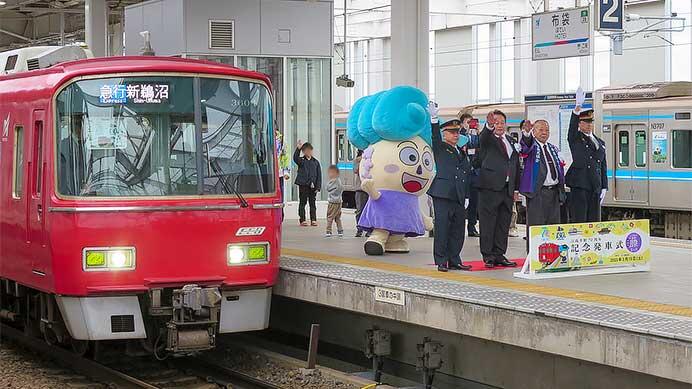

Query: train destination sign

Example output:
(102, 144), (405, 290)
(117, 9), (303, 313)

(99, 83), (170, 104)
(532, 6), (591, 61)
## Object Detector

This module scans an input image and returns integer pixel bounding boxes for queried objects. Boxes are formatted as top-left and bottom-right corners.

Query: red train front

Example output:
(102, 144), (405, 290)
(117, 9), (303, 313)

(0, 51), (281, 356)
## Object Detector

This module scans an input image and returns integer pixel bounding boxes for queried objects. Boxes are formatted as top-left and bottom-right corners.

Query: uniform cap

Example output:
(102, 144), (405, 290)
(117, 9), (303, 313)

(441, 119), (462, 132)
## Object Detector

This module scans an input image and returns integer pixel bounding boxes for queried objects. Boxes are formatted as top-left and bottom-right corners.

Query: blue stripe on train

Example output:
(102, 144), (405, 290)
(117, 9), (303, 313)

(603, 114), (675, 121)
(606, 169), (692, 181)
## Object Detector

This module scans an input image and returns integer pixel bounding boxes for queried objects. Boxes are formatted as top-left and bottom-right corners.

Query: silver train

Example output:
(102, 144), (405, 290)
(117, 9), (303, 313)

(335, 82), (692, 239)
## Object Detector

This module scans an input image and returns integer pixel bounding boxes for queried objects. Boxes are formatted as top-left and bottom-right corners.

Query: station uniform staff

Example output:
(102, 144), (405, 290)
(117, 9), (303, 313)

(427, 104), (472, 272)
(476, 110), (521, 268)
(519, 120), (566, 250)
(566, 88), (608, 223)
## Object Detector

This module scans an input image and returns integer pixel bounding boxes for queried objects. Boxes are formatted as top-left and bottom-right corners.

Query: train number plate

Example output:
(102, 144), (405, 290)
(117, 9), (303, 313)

(374, 287), (405, 306)
(236, 227), (266, 236)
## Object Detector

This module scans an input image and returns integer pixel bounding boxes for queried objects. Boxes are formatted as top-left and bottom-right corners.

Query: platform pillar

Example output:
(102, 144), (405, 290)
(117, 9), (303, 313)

(390, 0), (429, 93)
(85, 0), (107, 57)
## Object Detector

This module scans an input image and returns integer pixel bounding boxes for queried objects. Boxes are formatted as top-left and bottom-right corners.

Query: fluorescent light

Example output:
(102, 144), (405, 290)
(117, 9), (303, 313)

(0, 2), (7, 6)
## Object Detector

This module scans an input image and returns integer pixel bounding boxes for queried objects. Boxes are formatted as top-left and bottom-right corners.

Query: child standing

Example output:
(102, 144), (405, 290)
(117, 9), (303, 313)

(293, 141), (321, 226)
(325, 165), (344, 237)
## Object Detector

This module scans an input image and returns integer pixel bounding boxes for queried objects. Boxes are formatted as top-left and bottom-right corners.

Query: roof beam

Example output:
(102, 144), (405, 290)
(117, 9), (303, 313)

(0, 27), (33, 42)
(1, 0), (43, 11)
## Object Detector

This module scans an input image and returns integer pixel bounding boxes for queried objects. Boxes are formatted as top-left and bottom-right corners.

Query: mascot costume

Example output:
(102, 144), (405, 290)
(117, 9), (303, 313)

(347, 86), (435, 256)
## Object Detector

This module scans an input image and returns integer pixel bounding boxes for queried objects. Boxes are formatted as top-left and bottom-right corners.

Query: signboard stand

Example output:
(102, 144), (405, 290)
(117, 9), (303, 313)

(514, 219), (651, 280)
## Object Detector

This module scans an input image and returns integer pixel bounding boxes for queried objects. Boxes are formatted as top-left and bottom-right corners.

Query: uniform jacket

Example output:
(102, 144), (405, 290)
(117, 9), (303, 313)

(519, 133), (566, 202)
(476, 124), (521, 196)
(427, 121), (471, 203)
(565, 113), (608, 191)
(466, 132), (480, 176)
(293, 148), (322, 189)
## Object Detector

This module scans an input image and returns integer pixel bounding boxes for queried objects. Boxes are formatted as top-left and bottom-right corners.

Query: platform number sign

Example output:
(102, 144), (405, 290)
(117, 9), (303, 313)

(596, 0), (624, 32)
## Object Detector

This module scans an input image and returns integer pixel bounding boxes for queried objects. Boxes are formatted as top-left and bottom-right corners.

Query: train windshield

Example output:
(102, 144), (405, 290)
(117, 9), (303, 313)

(55, 76), (274, 197)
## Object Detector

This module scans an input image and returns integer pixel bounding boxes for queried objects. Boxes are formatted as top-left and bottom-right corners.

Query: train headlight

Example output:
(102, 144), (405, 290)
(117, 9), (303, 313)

(83, 247), (136, 271)
(227, 243), (269, 266)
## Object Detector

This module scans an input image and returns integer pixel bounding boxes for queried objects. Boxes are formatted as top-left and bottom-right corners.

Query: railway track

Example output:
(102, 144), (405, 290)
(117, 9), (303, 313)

(0, 323), (283, 389)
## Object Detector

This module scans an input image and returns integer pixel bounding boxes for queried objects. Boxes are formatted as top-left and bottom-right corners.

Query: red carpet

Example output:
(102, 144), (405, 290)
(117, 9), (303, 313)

(429, 258), (526, 271)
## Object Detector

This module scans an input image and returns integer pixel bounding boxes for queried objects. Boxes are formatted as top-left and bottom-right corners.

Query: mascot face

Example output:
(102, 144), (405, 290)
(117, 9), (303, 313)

(362, 136), (434, 196)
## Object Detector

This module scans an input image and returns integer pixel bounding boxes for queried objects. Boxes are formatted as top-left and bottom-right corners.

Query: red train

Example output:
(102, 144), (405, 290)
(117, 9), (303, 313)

(0, 49), (281, 357)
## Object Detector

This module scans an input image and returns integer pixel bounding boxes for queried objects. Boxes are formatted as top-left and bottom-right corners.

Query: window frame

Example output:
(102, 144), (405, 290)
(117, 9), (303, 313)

(634, 130), (646, 168)
(12, 125), (24, 199)
(671, 129), (692, 169)
(52, 72), (275, 200)
(618, 130), (630, 167)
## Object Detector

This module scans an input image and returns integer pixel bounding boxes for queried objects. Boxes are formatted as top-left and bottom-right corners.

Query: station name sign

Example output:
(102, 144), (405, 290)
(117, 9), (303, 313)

(532, 6), (591, 61)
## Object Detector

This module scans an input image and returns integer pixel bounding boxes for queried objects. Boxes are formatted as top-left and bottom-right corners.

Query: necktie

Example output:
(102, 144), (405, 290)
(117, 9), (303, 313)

(543, 144), (558, 181)
(497, 136), (508, 157)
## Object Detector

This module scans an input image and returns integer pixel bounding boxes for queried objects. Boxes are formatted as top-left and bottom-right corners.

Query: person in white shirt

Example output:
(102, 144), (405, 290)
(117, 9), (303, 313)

(518, 120), (566, 251)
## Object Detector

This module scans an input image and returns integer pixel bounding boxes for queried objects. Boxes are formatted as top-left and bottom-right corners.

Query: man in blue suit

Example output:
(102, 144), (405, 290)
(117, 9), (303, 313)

(427, 103), (472, 272)
(519, 119), (566, 250)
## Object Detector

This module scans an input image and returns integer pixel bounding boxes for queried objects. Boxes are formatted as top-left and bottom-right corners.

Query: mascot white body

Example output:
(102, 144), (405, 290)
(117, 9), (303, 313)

(348, 86), (435, 256)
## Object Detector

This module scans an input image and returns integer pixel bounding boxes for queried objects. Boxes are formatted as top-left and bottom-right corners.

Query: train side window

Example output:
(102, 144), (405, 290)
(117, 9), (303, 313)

(337, 133), (346, 161)
(618, 130), (629, 167)
(635, 131), (646, 168)
(13, 126), (24, 198)
(672, 130), (692, 168)
(33, 121), (43, 195)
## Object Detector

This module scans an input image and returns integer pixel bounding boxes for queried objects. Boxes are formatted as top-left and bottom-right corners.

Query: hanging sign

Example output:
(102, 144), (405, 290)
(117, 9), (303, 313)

(596, 0), (625, 32)
(532, 6), (592, 61)
(515, 219), (651, 279)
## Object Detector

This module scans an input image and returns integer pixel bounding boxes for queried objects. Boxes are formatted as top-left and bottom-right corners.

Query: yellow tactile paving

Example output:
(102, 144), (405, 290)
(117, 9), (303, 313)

(282, 247), (692, 318)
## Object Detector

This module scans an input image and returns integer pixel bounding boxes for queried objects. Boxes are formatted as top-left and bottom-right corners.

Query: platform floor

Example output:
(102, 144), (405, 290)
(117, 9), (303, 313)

(281, 211), (692, 309)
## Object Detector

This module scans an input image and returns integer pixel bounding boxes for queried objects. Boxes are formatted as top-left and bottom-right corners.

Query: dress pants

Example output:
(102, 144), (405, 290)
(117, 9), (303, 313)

(355, 190), (369, 232)
(466, 175), (479, 231)
(526, 186), (561, 251)
(298, 185), (317, 222)
(432, 197), (466, 266)
(569, 187), (601, 223)
(478, 187), (513, 261)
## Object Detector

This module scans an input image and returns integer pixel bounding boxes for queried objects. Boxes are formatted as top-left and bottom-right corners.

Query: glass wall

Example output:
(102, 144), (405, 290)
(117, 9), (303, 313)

(237, 57), (284, 137)
(285, 58), (331, 201)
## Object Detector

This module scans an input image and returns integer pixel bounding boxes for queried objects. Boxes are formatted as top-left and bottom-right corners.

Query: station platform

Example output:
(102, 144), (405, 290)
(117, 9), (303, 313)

(275, 213), (692, 386)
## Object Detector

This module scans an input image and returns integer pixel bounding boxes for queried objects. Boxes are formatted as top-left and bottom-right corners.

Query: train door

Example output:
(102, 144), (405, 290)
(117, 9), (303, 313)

(614, 124), (649, 203)
(631, 125), (649, 203)
(27, 110), (48, 275)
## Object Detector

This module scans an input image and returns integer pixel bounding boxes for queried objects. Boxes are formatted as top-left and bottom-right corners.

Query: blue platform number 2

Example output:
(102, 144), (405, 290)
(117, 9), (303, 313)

(597, 0), (624, 31)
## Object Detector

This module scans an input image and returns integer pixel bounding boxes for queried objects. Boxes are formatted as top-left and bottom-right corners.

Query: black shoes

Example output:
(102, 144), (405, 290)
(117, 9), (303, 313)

(467, 228), (479, 237)
(448, 263), (472, 271)
(437, 263), (471, 272)
(496, 256), (518, 267)
(355, 230), (363, 237)
(483, 257), (495, 268)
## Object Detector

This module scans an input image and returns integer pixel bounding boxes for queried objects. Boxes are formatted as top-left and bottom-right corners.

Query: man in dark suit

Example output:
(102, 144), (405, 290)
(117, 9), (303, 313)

(519, 120), (566, 251)
(566, 88), (607, 223)
(477, 110), (521, 268)
(427, 102), (472, 272)
(461, 113), (480, 237)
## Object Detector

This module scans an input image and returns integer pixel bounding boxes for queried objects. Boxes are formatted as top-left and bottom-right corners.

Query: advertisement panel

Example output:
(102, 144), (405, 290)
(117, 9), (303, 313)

(515, 219), (651, 279)
(532, 6), (591, 61)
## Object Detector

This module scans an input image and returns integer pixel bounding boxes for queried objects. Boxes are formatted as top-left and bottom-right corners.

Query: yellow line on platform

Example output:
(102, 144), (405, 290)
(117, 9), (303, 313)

(282, 247), (692, 318)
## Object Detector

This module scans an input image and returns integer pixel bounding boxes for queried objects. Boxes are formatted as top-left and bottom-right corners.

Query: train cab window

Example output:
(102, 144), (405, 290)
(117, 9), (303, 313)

(56, 76), (274, 197)
(672, 130), (692, 168)
(618, 131), (630, 167)
(12, 126), (24, 198)
(635, 131), (646, 168)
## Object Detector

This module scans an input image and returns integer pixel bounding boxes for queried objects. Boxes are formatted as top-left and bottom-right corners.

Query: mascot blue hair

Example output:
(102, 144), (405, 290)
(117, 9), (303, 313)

(347, 86), (435, 256)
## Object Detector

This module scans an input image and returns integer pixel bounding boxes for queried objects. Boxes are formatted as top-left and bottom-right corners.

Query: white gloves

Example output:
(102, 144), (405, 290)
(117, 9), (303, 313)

(428, 101), (439, 123)
(600, 189), (607, 205)
(465, 198), (469, 209)
(576, 86), (586, 107)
